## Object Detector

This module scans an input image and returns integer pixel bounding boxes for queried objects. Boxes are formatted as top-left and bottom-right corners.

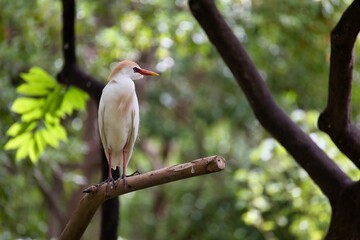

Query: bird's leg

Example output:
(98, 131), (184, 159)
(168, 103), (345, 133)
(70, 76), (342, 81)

(122, 143), (128, 188)
(95, 149), (118, 197)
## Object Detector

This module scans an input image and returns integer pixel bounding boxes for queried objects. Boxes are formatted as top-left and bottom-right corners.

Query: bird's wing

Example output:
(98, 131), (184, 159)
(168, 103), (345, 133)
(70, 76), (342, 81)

(124, 109), (137, 164)
(98, 103), (109, 161)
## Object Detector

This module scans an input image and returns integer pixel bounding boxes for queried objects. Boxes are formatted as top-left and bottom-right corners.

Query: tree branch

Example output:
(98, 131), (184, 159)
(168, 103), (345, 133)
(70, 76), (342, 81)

(58, 65), (104, 104)
(61, 0), (76, 64)
(189, 0), (352, 203)
(58, 0), (104, 103)
(59, 155), (226, 240)
(318, 0), (360, 168)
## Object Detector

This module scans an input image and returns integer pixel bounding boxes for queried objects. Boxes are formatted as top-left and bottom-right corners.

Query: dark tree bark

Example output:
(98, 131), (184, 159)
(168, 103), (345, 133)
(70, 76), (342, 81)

(58, 0), (119, 239)
(189, 0), (360, 239)
(318, 0), (360, 168)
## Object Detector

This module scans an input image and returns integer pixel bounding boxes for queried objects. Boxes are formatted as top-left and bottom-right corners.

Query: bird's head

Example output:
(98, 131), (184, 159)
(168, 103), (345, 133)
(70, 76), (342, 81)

(109, 60), (159, 81)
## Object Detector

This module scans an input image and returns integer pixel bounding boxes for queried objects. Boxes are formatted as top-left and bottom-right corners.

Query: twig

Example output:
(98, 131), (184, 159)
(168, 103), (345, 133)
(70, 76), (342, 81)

(59, 155), (226, 240)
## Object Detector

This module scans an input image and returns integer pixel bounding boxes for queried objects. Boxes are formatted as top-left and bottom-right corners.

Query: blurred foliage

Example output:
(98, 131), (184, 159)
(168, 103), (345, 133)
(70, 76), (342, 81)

(0, 0), (359, 239)
(235, 110), (357, 240)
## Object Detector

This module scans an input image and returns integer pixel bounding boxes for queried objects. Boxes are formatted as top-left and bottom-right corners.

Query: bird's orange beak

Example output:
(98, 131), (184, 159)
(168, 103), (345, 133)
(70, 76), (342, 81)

(133, 67), (159, 76)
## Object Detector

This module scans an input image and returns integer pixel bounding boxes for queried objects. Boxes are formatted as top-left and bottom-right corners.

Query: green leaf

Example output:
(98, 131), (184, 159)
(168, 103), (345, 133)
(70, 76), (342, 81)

(4, 132), (32, 151)
(52, 124), (67, 142)
(6, 122), (37, 137)
(11, 97), (45, 114)
(6, 123), (23, 137)
(43, 88), (65, 117)
(28, 138), (41, 163)
(16, 83), (51, 96)
(34, 130), (47, 156)
(28, 138), (36, 163)
(59, 86), (89, 115)
(21, 108), (43, 122)
(15, 135), (32, 161)
(20, 67), (57, 88)
(38, 128), (59, 148)
(45, 113), (60, 125)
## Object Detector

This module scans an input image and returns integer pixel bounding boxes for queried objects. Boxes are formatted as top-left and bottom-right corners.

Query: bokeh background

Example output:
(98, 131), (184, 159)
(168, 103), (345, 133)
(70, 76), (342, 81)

(1, 0), (359, 239)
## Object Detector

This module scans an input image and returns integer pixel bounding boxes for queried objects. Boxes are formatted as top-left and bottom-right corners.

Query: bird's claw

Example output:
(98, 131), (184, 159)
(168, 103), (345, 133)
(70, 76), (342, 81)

(121, 174), (127, 189)
(104, 176), (118, 197)
(89, 177), (117, 197)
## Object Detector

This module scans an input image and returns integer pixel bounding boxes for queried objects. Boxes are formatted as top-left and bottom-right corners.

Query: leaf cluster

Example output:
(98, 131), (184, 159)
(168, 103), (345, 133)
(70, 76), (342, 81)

(4, 67), (88, 163)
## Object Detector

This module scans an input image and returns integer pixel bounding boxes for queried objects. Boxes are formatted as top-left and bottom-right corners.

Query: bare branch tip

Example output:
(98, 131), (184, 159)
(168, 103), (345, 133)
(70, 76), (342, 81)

(206, 155), (226, 172)
(82, 185), (98, 194)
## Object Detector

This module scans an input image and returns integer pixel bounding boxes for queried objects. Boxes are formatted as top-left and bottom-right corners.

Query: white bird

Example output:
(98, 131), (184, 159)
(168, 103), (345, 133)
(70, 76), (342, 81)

(98, 60), (159, 193)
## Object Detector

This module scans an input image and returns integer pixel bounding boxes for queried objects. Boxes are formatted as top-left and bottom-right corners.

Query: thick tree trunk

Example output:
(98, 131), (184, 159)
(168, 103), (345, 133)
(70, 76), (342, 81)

(100, 151), (120, 240)
(326, 182), (360, 239)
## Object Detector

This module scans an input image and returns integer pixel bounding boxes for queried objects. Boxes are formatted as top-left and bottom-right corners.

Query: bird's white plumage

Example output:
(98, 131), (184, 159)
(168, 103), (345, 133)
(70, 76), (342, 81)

(98, 61), (140, 171)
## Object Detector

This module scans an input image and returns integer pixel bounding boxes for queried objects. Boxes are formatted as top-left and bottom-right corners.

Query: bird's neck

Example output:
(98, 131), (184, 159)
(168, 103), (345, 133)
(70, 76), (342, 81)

(107, 74), (135, 94)
(110, 72), (132, 82)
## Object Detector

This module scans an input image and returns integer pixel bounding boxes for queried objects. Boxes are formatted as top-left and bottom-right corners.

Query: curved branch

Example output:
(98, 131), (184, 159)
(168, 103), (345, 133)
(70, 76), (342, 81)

(57, 65), (104, 104)
(59, 156), (226, 240)
(189, 0), (352, 202)
(58, 0), (104, 103)
(318, 0), (360, 168)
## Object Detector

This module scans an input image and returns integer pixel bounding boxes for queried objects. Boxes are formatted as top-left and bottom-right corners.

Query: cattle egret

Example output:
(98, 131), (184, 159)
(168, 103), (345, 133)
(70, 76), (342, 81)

(98, 60), (159, 194)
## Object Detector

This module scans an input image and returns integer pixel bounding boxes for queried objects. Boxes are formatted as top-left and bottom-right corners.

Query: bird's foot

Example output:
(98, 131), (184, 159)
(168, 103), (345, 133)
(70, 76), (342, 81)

(82, 176), (118, 196)
(105, 176), (118, 197)
(121, 174), (127, 189)
(91, 176), (118, 197)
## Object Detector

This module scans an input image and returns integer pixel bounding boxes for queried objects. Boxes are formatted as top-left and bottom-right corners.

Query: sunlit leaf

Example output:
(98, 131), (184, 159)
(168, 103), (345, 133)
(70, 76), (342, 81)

(51, 124), (67, 142)
(4, 132), (32, 150)
(6, 122), (37, 137)
(11, 97), (45, 114)
(38, 128), (59, 148)
(21, 108), (43, 122)
(6, 123), (23, 137)
(28, 138), (38, 163)
(15, 135), (32, 161)
(16, 83), (51, 96)
(20, 66), (57, 88)
(59, 86), (89, 115)
(34, 130), (47, 155)
(45, 113), (60, 125)
(59, 95), (73, 115)
(42, 88), (64, 117)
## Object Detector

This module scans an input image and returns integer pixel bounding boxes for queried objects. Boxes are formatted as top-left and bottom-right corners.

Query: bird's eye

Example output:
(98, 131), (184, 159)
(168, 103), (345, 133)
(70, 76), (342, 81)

(133, 67), (141, 73)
